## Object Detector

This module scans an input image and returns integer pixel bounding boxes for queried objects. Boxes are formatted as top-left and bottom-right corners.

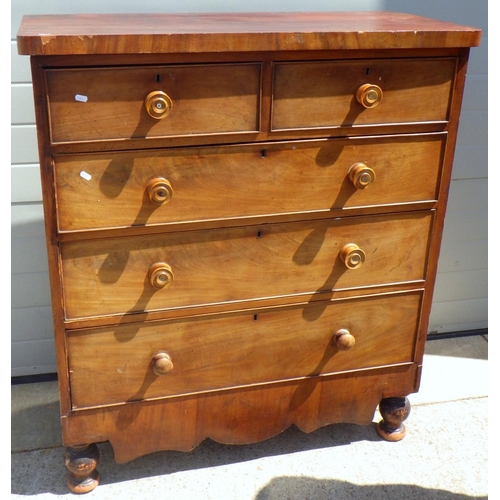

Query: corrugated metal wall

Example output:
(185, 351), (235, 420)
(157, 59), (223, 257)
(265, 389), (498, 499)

(11, 0), (487, 376)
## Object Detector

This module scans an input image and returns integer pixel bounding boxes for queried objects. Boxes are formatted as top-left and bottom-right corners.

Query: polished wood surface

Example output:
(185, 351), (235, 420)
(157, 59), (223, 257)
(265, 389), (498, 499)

(333, 328), (356, 351)
(356, 83), (384, 109)
(64, 364), (418, 463)
(54, 134), (445, 232)
(144, 91), (173, 120)
(60, 212), (432, 320)
(64, 444), (100, 494)
(272, 58), (456, 130)
(68, 291), (421, 408)
(19, 12), (480, 491)
(151, 352), (174, 377)
(377, 396), (412, 441)
(17, 12), (481, 55)
(46, 64), (260, 143)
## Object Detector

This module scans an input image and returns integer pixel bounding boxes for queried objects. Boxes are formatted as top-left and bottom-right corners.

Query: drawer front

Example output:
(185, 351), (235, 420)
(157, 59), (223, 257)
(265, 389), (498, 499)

(272, 58), (456, 130)
(54, 134), (445, 232)
(67, 291), (422, 408)
(61, 212), (433, 319)
(45, 63), (261, 143)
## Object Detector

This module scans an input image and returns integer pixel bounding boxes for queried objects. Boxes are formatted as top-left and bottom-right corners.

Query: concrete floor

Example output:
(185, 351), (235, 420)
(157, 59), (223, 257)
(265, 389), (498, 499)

(11, 335), (488, 499)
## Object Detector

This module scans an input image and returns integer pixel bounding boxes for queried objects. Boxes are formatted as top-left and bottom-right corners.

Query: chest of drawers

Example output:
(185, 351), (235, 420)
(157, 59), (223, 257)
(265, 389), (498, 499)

(17, 12), (480, 493)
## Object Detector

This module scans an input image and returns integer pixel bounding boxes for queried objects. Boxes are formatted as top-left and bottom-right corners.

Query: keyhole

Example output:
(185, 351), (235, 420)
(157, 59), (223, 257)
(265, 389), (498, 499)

(366, 67), (370, 75)
(155, 74), (162, 83)
(257, 231), (262, 239)
(253, 314), (259, 321)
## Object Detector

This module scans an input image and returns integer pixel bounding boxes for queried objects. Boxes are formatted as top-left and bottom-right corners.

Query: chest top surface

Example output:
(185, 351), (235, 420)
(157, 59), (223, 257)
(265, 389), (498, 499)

(17, 11), (481, 56)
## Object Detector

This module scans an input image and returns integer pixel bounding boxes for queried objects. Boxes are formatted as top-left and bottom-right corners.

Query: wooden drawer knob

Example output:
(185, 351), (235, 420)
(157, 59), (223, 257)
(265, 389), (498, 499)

(152, 352), (173, 376)
(348, 162), (376, 189)
(145, 90), (173, 119)
(148, 262), (174, 289)
(340, 243), (366, 269)
(147, 178), (173, 205)
(333, 328), (356, 351)
(356, 83), (383, 108)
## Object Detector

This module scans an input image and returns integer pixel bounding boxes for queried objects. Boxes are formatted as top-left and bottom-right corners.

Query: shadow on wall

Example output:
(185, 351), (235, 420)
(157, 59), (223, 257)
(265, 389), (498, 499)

(255, 476), (487, 499)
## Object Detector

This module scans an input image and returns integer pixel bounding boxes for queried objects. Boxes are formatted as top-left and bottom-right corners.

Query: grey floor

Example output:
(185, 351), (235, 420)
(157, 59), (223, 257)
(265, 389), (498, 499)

(11, 335), (488, 499)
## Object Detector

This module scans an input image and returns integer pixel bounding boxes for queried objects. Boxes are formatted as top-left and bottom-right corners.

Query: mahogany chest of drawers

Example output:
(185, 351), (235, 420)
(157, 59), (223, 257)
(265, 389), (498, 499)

(17, 12), (481, 493)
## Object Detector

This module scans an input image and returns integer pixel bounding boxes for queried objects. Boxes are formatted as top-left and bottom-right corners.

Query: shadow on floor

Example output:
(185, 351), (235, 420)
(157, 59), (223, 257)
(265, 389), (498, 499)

(255, 477), (487, 500)
(11, 422), (381, 496)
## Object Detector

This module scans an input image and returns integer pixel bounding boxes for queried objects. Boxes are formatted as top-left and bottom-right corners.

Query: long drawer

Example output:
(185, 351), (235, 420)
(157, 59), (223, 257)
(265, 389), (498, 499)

(54, 134), (445, 232)
(67, 290), (422, 409)
(45, 63), (261, 143)
(272, 58), (456, 130)
(60, 211), (433, 319)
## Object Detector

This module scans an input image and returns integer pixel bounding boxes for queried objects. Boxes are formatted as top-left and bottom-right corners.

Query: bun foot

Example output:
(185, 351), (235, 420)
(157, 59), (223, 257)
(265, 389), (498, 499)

(64, 443), (100, 493)
(377, 396), (411, 442)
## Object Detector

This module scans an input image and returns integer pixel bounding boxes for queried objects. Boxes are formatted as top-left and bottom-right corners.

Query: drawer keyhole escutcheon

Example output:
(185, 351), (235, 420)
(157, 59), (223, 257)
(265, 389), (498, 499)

(148, 262), (174, 289)
(147, 178), (173, 205)
(348, 162), (376, 189)
(356, 83), (383, 108)
(152, 352), (173, 376)
(340, 243), (366, 270)
(145, 90), (173, 119)
(333, 328), (356, 351)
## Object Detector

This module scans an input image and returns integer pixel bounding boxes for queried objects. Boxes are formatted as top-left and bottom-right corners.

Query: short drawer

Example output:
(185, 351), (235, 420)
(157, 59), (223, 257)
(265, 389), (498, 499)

(67, 290), (422, 408)
(45, 63), (261, 143)
(54, 133), (445, 232)
(60, 211), (433, 320)
(272, 58), (456, 130)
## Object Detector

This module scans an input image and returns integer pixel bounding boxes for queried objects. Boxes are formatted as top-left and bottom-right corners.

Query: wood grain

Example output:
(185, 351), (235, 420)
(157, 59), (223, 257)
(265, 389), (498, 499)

(46, 64), (260, 143)
(67, 291), (421, 409)
(411, 48), (474, 368)
(17, 12), (481, 56)
(30, 57), (73, 415)
(18, 12), (481, 481)
(272, 58), (456, 130)
(61, 364), (419, 461)
(60, 212), (433, 320)
(54, 133), (446, 232)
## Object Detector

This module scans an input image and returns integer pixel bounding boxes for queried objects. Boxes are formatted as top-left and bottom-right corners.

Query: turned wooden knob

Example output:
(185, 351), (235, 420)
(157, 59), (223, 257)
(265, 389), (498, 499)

(333, 328), (356, 351)
(356, 83), (383, 108)
(340, 243), (366, 269)
(348, 162), (376, 189)
(145, 90), (173, 119)
(152, 352), (173, 376)
(148, 262), (174, 289)
(147, 177), (173, 205)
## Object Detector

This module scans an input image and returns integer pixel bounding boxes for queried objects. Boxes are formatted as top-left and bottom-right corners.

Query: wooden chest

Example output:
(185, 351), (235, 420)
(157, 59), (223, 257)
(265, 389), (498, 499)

(17, 12), (481, 493)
